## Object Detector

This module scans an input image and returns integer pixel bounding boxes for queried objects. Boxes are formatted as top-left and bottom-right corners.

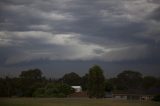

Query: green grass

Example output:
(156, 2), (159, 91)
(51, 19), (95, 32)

(0, 98), (159, 106)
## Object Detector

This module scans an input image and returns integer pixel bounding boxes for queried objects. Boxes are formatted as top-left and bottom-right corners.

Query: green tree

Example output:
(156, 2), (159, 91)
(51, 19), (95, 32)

(105, 79), (114, 92)
(116, 70), (143, 90)
(33, 83), (73, 97)
(81, 74), (88, 91)
(0, 78), (8, 97)
(5, 76), (14, 97)
(61, 72), (82, 86)
(88, 65), (105, 98)
(143, 76), (157, 89)
(33, 88), (45, 97)
(18, 69), (45, 97)
(20, 69), (42, 80)
(155, 77), (160, 87)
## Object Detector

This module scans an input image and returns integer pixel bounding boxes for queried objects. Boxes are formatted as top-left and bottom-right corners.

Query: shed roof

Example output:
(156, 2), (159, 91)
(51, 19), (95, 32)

(71, 86), (82, 89)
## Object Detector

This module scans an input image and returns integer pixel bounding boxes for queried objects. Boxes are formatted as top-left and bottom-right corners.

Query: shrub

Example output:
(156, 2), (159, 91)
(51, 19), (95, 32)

(33, 88), (45, 97)
(33, 83), (73, 97)
(152, 95), (160, 102)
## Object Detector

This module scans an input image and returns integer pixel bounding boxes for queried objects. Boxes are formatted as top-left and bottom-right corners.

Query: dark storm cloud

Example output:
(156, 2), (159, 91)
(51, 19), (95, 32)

(149, 6), (160, 21)
(0, 0), (160, 77)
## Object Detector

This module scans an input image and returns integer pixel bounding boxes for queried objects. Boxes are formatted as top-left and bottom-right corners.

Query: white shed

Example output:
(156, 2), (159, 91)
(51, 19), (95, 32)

(71, 86), (82, 92)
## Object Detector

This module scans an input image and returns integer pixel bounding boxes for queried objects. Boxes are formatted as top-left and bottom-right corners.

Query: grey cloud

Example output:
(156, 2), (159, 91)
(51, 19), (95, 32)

(0, 0), (160, 64)
(147, 0), (160, 4)
(149, 6), (160, 21)
(0, 0), (160, 78)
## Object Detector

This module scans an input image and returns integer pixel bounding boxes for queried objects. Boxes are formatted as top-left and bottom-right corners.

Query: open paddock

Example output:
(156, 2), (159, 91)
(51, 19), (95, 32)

(0, 98), (160, 106)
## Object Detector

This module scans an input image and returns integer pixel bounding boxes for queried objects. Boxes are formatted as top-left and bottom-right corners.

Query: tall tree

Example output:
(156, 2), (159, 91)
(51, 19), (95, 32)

(116, 70), (143, 90)
(61, 72), (81, 86)
(0, 78), (9, 97)
(20, 69), (42, 80)
(105, 79), (114, 92)
(143, 76), (157, 89)
(81, 74), (88, 91)
(88, 65), (105, 98)
(18, 69), (44, 97)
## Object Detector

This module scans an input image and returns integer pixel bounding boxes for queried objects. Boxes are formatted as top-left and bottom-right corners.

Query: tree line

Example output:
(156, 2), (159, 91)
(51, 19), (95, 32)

(0, 65), (160, 99)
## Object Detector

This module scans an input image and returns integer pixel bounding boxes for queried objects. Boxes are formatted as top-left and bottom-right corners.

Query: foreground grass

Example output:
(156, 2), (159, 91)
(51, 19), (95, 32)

(0, 98), (159, 106)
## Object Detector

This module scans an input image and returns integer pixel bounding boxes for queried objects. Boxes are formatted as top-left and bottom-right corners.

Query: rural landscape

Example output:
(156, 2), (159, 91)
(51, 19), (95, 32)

(0, 0), (160, 106)
(0, 65), (160, 106)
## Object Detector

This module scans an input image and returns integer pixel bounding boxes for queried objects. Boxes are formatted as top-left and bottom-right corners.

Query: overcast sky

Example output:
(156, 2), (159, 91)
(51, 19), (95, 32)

(0, 0), (160, 78)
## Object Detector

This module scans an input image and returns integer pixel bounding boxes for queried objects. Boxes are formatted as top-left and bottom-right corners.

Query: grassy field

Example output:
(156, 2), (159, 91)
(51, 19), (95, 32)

(0, 98), (160, 106)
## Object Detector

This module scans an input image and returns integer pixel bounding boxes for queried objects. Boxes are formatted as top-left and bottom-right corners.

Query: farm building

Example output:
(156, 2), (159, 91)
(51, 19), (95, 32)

(69, 86), (87, 98)
(112, 94), (153, 101)
(105, 89), (157, 101)
(71, 86), (82, 92)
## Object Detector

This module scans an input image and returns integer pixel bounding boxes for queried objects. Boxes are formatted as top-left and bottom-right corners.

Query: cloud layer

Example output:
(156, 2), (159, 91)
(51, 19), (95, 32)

(0, 0), (160, 77)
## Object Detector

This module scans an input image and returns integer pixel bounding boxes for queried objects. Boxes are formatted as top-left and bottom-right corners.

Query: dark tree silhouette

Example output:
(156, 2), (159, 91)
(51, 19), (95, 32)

(88, 65), (105, 98)
(61, 72), (82, 86)
(116, 70), (143, 90)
